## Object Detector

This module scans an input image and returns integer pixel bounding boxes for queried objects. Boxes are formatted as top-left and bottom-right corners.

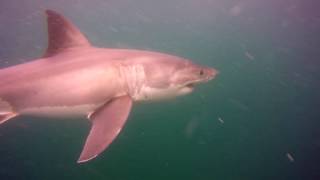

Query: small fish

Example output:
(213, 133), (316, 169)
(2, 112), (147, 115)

(0, 10), (218, 163)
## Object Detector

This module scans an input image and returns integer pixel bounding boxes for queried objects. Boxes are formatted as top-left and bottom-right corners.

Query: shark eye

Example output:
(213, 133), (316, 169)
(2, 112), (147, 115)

(199, 69), (204, 76)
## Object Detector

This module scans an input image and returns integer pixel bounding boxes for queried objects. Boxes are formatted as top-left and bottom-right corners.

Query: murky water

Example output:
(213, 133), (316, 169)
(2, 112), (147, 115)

(0, 0), (319, 179)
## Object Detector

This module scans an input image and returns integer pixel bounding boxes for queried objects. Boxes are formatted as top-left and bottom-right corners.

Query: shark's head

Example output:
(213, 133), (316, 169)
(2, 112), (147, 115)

(127, 54), (218, 101)
(169, 61), (218, 95)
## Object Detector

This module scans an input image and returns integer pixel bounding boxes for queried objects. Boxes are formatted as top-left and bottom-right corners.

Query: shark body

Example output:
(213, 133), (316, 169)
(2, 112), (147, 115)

(0, 10), (218, 163)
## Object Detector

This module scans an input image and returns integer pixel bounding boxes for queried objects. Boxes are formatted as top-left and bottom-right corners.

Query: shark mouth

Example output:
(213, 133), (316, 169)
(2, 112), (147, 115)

(186, 83), (195, 88)
(184, 79), (207, 89)
(185, 80), (202, 88)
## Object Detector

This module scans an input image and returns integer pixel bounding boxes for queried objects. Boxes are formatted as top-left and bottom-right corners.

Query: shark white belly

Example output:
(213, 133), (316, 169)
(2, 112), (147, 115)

(20, 103), (102, 118)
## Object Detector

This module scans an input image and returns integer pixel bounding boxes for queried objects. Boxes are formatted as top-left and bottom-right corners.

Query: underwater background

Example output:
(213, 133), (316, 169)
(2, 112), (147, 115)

(0, 0), (319, 179)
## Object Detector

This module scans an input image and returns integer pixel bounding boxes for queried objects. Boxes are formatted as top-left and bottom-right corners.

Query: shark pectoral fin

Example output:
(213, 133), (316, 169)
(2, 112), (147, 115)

(77, 95), (133, 163)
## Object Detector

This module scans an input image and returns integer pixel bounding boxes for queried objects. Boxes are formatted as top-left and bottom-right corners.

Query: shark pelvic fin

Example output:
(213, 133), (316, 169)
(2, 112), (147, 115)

(0, 113), (17, 125)
(78, 95), (133, 163)
(0, 99), (17, 125)
(43, 9), (91, 58)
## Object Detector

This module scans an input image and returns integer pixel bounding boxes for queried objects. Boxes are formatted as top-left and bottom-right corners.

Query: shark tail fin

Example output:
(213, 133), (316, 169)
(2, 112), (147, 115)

(0, 99), (17, 125)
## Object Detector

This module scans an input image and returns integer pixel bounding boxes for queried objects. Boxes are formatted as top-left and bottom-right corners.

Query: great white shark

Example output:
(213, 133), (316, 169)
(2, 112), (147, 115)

(0, 10), (218, 163)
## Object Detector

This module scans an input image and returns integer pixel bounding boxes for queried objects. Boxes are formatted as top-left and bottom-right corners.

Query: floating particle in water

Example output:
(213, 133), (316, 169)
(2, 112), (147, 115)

(230, 4), (243, 16)
(286, 152), (295, 162)
(218, 117), (224, 124)
(245, 51), (255, 60)
(109, 25), (119, 33)
(34, 45), (42, 50)
(185, 119), (199, 138)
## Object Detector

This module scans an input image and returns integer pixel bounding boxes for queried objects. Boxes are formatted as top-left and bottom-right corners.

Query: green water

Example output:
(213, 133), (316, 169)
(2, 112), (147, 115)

(1, 0), (319, 179)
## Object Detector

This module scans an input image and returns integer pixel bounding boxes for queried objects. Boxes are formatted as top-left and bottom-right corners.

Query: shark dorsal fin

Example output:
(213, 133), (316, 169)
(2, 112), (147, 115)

(43, 10), (91, 57)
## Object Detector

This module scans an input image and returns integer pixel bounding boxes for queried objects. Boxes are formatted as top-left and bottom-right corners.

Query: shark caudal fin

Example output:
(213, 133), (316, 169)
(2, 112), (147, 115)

(43, 9), (91, 57)
(0, 99), (17, 125)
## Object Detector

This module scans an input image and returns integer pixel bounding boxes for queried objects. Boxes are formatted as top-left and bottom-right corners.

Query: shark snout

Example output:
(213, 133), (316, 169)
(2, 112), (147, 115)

(205, 67), (219, 81)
